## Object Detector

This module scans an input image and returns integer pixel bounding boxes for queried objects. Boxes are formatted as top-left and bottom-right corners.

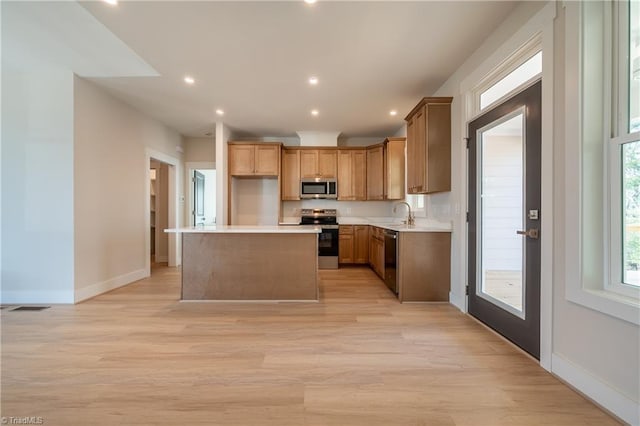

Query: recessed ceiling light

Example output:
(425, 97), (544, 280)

(216, 109), (224, 116)
(308, 76), (318, 85)
(103, 0), (118, 5)
(184, 76), (195, 85)
(389, 110), (398, 116)
(304, 0), (317, 4)
(311, 109), (319, 116)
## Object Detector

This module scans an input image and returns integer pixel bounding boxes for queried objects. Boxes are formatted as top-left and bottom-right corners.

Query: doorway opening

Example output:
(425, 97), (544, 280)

(192, 169), (216, 226)
(468, 80), (542, 359)
(150, 159), (171, 270)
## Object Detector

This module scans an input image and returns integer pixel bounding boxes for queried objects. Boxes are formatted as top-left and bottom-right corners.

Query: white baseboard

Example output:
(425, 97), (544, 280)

(155, 255), (168, 263)
(449, 291), (466, 313)
(74, 269), (148, 303)
(552, 354), (639, 425)
(0, 290), (74, 304)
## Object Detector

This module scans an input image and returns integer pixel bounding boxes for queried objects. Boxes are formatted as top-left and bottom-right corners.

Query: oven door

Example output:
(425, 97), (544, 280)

(318, 226), (339, 257)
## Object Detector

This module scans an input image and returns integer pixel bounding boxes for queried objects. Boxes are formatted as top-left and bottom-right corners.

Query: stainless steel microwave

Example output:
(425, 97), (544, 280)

(300, 178), (337, 199)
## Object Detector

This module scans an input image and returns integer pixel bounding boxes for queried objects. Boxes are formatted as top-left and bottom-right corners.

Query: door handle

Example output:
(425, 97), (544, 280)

(516, 228), (539, 239)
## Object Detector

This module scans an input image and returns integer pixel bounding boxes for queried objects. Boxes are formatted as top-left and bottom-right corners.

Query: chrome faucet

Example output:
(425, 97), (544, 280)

(394, 202), (415, 226)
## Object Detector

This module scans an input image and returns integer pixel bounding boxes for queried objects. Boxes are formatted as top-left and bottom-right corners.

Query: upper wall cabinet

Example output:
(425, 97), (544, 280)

(300, 149), (337, 179)
(405, 97), (452, 194)
(281, 148), (300, 200)
(366, 138), (405, 201)
(338, 149), (367, 201)
(228, 142), (281, 176)
(366, 144), (384, 200)
(384, 137), (405, 200)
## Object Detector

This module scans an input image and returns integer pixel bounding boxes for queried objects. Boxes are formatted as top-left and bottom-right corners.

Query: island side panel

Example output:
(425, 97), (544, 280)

(398, 232), (451, 302)
(181, 233), (318, 300)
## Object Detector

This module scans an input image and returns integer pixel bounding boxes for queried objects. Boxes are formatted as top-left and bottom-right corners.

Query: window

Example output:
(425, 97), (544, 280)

(572, 0), (640, 321)
(609, 1), (640, 298)
(480, 51), (542, 110)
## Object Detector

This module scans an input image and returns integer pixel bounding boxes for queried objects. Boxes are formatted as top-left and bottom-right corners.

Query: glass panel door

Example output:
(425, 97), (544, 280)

(478, 111), (525, 317)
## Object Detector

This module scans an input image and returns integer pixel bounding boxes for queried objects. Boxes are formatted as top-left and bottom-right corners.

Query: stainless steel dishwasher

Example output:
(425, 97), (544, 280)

(383, 230), (398, 294)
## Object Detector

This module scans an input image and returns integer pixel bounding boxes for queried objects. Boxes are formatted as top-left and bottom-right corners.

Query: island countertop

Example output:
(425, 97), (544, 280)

(165, 225), (322, 234)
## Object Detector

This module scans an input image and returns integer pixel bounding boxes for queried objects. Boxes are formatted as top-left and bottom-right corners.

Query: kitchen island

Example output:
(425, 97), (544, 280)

(166, 226), (321, 301)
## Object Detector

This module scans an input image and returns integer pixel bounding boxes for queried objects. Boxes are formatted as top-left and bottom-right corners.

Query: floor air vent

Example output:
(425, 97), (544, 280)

(11, 306), (50, 311)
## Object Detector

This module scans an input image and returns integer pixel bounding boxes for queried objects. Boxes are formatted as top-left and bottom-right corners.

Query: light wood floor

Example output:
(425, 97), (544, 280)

(1, 266), (618, 425)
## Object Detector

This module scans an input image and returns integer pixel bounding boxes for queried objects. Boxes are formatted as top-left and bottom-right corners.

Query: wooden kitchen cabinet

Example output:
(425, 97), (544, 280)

(366, 139), (405, 201)
(228, 142), (280, 176)
(366, 145), (384, 200)
(404, 97), (452, 194)
(368, 226), (385, 279)
(398, 232), (451, 302)
(281, 148), (300, 200)
(300, 149), (337, 178)
(384, 137), (405, 200)
(338, 149), (366, 200)
(339, 225), (368, 265)
(339, 225), (354, 264)
(353, 225), (369, 264)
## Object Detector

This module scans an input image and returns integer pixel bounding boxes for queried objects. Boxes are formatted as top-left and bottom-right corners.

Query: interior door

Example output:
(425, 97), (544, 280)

(467, 81), (541, 359)
(193, 171), (206, 225)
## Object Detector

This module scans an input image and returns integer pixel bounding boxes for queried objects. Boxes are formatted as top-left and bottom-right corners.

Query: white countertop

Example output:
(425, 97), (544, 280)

(165, 225), (322, 234)
(336, 217), (452, 232)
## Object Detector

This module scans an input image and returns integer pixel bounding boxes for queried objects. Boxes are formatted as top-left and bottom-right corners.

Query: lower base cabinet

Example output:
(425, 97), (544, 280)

(342, 225), (451, 302)
(397, 232), (451, 302)
(339, 225), (369, 265)
(369, 226), (385, 279)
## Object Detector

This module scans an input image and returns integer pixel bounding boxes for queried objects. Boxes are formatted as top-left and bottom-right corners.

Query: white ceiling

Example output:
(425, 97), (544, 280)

(8, 1), (523, 138)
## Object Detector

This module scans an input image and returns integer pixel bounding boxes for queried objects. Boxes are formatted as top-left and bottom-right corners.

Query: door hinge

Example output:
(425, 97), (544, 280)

(466, 212), (469, 223)
(191, 177), (195, 183)
(464, 137), (470, 149)
(465, 285), (469, 295)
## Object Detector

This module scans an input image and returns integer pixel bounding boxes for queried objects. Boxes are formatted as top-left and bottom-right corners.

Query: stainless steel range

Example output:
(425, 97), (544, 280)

(300, 209), (339, 269)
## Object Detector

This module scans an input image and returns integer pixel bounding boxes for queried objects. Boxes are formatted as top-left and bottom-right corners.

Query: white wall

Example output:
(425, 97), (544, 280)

(426, 1), (638, 421)
(183, 136), (215, 163)
(231, 178), (279, 225)
(74, 76), (183, 301)
(551, 4), (639, 420)
(1, 69), (75, 303)
(282, 200), (394, 222)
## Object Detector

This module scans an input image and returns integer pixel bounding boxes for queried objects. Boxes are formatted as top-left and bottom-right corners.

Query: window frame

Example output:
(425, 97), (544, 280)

(607, 1), (640, 299)
(565, 0), (640, 325)
(471, 35), (542, 118)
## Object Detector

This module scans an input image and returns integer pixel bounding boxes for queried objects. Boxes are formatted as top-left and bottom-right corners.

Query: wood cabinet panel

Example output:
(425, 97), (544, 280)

(339, 234), (354, 264)
(300, 149), (337, 178)
(337, 151), (353, 200)
(384, 138), (405, 200)
(300, 150), (318, 178)
(352, 151), (367, 200)
(318, 150), (337, 178)
(368, 226), (384, 278)
(254, 145), (280, 175)
(337, 150), (366, 201)
(398, 232), (451, 302)
(366, 145), (384, 200)
(353, 225), (369, 264)
(281, 149), (300, 200)
(228, 142), (280, 177)
(228, 144), (255, 175)
(404, 97), (452, 194)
